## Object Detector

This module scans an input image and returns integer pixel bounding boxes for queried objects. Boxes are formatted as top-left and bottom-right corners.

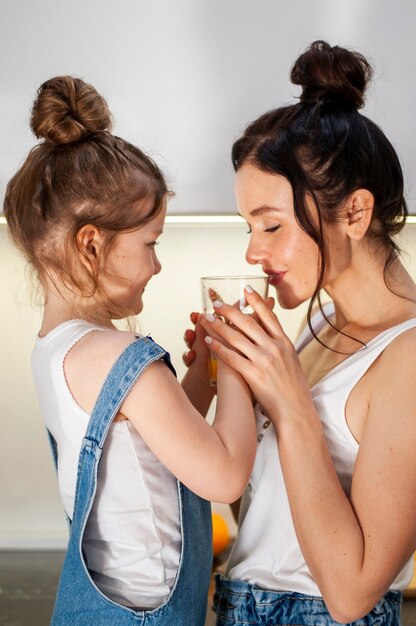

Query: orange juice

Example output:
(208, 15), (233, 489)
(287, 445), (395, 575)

(208, 354), (218, 387)
(200, 275), (269, 386)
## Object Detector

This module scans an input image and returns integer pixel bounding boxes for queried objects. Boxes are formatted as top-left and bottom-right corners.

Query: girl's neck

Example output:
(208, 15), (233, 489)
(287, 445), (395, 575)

(39, 281), (115, 337)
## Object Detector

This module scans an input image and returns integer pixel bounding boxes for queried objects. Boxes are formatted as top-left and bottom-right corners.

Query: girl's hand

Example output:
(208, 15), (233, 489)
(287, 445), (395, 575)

(181, 312), (216, 415)
(183, 312), (199, 367)
(199, 287), (314, 425)
(182, 312), (212, 373)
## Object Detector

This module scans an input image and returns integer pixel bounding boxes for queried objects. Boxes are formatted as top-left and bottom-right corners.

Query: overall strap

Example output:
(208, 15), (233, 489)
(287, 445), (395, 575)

(84, 335), (174, 449)
(69, 335), (175, 528)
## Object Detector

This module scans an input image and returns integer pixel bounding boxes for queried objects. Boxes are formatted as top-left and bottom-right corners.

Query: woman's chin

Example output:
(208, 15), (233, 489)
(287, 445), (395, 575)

(276, 290), (307, 310)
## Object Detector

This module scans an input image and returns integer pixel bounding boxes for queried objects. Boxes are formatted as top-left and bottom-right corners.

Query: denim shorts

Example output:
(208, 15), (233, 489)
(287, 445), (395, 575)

(213, 574), (402, 626)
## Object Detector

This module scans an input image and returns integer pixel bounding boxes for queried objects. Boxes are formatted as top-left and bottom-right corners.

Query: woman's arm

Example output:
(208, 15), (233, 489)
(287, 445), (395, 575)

(199, 290), (416, 622)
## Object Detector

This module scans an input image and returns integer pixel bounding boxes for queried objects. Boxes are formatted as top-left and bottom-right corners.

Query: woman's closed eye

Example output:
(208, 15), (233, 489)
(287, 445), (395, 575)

(265, 225), (281, 233)
(246, 224), (281, 235)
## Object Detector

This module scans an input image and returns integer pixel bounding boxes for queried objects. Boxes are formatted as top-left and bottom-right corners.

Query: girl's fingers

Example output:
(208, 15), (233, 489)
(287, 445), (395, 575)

(182, 350), (195, 366)
(190, 312), (199, 325)
(184, 328), (196, 349)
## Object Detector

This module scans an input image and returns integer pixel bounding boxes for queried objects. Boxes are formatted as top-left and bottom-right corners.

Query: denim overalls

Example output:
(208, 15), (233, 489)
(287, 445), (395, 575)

(47, 336), (212, 626)
(213, 575), (402, 625)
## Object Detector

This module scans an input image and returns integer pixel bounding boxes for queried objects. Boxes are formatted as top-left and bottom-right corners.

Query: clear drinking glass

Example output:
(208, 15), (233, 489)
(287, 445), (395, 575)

(200, 275), (269, 386)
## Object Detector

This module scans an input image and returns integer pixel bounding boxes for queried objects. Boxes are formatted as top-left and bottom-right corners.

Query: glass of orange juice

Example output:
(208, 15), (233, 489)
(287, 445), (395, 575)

(200, 275), (269, 386)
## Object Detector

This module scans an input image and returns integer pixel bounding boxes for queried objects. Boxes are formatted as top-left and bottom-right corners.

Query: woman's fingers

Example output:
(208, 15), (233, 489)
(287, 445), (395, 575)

(204, 293), (281, 347)
(204, 335), (252, 380)
(266, 296), (275, 310)
(251, 295), (275, 325)
(200, 312), (260, 362)
(244, 287), (283, 337)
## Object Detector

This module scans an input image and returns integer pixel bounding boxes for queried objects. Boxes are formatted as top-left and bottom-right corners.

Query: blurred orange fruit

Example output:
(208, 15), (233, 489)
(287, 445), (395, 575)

(212, 512), (230, 555)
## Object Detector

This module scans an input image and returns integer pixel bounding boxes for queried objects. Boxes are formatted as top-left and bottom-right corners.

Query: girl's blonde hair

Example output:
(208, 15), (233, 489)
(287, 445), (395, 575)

(4, 76), (169, 319)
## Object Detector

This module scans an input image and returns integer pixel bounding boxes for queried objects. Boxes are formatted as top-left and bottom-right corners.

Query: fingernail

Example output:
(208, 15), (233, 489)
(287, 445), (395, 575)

(213, 300), (223, 308)
(245, 284), (254, 293)
(205, 336), (213, 344)
(205, 313), (216, 322)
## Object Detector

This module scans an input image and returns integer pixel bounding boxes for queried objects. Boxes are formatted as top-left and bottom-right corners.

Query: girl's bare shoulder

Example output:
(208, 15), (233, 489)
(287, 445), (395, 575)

(64, 328), (138, 414)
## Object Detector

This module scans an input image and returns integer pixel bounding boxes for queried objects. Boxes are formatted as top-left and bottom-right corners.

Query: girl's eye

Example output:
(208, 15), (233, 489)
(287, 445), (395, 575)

(246, 227), (252, 235)
(148, 241), (159, 248)
(265, 225), (281, 233)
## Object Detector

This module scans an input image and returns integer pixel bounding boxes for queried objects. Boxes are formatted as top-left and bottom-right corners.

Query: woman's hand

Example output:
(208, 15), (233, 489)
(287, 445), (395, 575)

(199, 286), (314, 425)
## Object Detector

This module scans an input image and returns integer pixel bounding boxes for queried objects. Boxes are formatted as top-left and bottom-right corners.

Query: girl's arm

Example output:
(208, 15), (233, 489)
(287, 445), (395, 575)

(199, 290), (416, 622)
(64, 328), (256, 504)
(122, 357), (256, 504)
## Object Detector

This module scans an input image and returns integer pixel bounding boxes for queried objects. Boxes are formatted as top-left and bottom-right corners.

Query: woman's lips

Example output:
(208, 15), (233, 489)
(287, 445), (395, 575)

(265, 270), (287, 286)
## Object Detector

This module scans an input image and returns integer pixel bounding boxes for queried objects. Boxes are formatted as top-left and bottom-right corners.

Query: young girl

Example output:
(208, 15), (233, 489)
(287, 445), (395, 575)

(186, 41), (416, 625)
(3, 76), (257, 626)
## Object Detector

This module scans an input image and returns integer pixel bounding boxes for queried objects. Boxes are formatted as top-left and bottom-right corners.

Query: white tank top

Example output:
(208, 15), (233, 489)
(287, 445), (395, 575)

(31, 320), (181, 609)
(226, 304), (416, 594)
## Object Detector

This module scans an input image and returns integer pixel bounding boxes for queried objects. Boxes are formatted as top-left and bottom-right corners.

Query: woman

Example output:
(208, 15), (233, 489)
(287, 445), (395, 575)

(189, 41), (416, 625)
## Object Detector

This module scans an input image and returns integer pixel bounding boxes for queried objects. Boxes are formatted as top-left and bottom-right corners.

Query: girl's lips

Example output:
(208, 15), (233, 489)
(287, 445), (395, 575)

(265, 271), (287, 286)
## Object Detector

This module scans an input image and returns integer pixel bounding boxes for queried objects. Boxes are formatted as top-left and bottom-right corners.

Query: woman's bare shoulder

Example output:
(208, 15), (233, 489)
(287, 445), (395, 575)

(375, 324), (416, 380)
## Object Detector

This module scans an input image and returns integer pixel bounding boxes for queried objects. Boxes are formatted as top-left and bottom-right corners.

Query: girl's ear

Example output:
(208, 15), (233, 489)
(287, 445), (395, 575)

(76, 224), (105, 271)
(345, 189), (374, 241)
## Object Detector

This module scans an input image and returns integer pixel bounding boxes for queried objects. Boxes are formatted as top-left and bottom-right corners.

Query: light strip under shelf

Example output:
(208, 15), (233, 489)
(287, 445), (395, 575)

(1, 215), (416, 225)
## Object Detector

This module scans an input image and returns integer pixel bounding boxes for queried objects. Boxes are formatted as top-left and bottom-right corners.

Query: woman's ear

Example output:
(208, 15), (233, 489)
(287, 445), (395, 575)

(76, 224), (105, 271)
(345, 189), (374, 240)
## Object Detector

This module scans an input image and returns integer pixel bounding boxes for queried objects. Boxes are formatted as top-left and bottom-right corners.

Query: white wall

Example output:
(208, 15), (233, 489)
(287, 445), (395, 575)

(1, 0), (416, 548)
(0, 0), (416, 214)
(0, 220), (308, 548)
(1, 221), (416, 548)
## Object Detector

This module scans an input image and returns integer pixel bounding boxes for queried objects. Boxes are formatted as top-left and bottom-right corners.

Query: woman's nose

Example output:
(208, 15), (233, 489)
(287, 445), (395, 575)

(246, 237), (268, 265)
(154, 255), (162, 275)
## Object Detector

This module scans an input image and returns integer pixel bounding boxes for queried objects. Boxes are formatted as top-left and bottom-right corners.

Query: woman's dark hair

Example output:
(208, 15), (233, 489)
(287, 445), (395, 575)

(3, 76), (169, 318)
(232, 40), (407, 348)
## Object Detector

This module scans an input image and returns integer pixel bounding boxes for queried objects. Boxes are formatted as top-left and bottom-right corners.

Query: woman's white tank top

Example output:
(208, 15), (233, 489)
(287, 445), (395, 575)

(226, 304), (416, 594)
(31, 320), (181, 609)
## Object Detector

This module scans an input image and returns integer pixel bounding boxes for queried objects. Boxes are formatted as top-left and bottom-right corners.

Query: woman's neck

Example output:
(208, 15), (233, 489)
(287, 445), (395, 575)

(324, 251), (416, 332)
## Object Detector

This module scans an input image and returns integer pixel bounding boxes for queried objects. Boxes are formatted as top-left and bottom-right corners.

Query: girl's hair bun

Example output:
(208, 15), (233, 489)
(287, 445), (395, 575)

(30, 76), (112, 144)
(291, 40), (372, 109)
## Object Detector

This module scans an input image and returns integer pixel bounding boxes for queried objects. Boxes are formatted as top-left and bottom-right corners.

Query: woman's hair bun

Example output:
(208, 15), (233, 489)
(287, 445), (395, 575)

(291, 40), (372, 109)
(30, 76), (112, 144)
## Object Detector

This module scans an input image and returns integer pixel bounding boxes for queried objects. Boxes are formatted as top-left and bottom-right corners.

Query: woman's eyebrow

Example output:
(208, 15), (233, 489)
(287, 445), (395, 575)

(239, 206), (284, 218)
